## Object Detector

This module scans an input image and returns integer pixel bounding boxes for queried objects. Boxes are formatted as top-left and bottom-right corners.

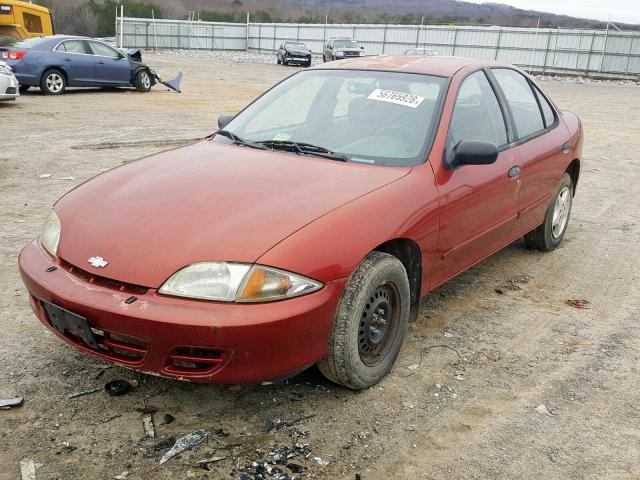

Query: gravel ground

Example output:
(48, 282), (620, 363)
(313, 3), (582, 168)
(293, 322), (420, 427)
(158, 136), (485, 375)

(0, 52), (639, 480)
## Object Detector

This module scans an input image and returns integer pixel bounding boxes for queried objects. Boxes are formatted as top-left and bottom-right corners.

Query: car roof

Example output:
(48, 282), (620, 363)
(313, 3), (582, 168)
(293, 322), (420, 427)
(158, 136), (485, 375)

(312, 55), (513, 78)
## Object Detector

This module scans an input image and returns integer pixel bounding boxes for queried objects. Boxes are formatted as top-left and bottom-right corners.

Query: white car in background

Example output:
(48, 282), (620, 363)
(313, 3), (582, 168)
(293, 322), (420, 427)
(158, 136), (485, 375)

(0, 60), (19, 101)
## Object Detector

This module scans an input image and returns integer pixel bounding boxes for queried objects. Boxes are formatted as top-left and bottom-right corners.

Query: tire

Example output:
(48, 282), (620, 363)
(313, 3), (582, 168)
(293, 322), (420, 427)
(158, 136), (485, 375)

(277, 55), (282, 65)
(524, 172), (573, 251)
(19, 84), (30, 93)
(40, 69), (66, 95)
(317, 251), (411, 389)
(305, 59), (312, 67)
(134, 69), (152, 92)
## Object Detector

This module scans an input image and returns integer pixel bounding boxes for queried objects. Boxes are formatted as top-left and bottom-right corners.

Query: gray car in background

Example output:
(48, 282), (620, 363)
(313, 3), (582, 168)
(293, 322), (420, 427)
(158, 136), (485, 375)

(0, 60), (19, 101)
(323, 38), (365, 62)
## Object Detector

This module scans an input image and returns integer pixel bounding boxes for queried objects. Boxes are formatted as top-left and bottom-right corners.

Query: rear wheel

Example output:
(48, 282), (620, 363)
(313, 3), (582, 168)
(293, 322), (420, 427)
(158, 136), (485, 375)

(40, 69), (66, 95)
(134, 69), (152, 92)
(524, 173), (573, 251)
(317, 251), (410, 389)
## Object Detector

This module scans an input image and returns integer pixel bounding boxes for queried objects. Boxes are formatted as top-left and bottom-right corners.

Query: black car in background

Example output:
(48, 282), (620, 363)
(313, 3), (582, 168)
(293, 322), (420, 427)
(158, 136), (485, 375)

(276, 42), (312, 67)
(323, 38), (364, 62)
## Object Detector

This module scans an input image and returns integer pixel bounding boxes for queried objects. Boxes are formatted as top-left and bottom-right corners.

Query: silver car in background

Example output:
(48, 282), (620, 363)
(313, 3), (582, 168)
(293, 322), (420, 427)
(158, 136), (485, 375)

(0, 60), (19, 101)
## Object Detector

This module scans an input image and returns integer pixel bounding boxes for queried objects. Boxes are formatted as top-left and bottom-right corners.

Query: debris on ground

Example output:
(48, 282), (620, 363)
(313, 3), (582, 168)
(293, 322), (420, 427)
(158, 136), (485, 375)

(136, 405), (159, 414)
(454, 374), (465, 381)
(68, 388), (101, 399)
(113, 471), (128, 480)
(142, 414), (156, 438)
(38, 174), (52, 179)
(565, 299), (590, 309)
(19, 458), (42, 480)
(236, 435), (314, 480)
(196, 456), (226, 466)
(104, 380), (131, 397)
(55, 176), (77, 181)
(0, 396), (24, 409)
(159, 430), (209, 464)
(264, 418), (283, 432)
(535, 404), (558, 416)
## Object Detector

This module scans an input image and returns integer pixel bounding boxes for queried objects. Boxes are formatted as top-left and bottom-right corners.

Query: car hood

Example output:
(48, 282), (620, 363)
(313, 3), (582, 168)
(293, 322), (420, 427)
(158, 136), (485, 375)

(54, 140), (410, 288)
(286, 48), (309, 55)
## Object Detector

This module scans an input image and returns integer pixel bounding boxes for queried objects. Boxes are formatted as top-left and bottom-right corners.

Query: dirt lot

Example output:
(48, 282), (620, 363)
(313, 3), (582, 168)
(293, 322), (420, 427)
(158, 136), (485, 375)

(1, 53), (639, 480)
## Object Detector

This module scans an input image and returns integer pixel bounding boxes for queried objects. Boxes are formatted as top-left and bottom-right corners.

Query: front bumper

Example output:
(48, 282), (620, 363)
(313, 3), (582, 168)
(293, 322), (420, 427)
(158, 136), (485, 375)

(19, 240), (346, 383)
(284, 55), (311, 64)
(0, 74), (19, 100)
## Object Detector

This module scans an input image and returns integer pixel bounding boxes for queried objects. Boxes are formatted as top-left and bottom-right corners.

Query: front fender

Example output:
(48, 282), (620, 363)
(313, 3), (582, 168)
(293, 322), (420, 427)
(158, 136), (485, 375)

(256, 166), (440, 289)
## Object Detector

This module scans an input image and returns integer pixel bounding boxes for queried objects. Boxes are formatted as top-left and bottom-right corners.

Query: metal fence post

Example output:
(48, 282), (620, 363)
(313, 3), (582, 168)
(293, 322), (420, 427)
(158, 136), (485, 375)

(272, 24), (277, 53)
(493, 28), (502, 60)
(452, 28), (458, 56)
(145, 22), (149, 48)
(382, 25), (388, 54)
(258, 24), (262, 53)
(415, 25), (420, 47)
(586, 31), (596, 74)
(542, 30), (551, 74)
(625, 34), (636, 73)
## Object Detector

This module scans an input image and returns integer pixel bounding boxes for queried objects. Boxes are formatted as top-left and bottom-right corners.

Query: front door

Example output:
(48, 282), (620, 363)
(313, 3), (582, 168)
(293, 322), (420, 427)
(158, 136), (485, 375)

(431, 70), (520, 287)
(87, 40), (131, 85)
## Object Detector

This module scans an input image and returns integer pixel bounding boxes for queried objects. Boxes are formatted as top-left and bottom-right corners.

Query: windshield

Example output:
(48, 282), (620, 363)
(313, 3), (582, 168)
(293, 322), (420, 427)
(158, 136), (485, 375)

(334, 40), (359, 49)
(216, 70), (447, 166)
(285, 42), (306, 49)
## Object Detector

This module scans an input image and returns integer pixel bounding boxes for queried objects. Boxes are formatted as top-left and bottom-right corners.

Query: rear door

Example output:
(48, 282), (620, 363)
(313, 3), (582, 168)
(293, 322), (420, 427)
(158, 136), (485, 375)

(87, 40), (131, 85)
(432, 70), (520, 286)
(489, 68), (572, 238)
(52, 40), (94, 85)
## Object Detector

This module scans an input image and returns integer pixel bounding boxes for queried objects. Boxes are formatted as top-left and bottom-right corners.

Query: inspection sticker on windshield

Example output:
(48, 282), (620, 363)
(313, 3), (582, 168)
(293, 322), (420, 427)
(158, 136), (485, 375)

(367, 89), (424, 108)
(272, 132), (292, 141)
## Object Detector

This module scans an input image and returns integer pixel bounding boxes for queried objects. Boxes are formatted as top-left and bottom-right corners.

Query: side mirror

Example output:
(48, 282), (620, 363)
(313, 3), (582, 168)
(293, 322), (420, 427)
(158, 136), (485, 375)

(217, 114), (235, 130)
(445, 140), (498, 170)
(360, 46), (365, 50)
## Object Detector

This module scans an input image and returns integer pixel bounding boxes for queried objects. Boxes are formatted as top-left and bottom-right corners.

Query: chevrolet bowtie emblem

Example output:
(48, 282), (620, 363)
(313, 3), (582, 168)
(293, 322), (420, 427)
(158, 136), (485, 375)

(88, 256), (108, 268)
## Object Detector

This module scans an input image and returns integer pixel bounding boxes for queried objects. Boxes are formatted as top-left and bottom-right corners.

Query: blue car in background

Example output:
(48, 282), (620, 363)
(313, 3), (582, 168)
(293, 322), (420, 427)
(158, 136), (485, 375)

(1, 35), (155, 95)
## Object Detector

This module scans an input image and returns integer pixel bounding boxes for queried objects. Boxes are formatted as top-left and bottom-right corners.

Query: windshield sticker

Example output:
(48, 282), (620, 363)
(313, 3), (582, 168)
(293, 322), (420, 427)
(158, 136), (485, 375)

(272, 132), (292, 141)
(367, 89), (424, 108)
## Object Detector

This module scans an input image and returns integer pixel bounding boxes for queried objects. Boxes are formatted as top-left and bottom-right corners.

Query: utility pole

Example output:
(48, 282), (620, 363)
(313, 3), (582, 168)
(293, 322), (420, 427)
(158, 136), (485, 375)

(120, 3), (124, 48)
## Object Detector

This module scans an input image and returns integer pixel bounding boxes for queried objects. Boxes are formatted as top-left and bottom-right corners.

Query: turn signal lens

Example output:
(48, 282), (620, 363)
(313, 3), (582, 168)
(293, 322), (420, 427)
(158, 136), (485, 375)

(236, 265), (322, 303)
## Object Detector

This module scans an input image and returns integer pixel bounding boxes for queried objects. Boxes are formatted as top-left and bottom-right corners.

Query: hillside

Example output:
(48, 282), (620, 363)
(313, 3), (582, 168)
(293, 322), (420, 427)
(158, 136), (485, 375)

(39, 0), (637, 38)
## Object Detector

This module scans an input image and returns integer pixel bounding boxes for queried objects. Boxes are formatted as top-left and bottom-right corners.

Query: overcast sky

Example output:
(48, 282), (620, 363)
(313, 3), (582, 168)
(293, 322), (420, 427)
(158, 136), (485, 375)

(469, 0), (640, 24)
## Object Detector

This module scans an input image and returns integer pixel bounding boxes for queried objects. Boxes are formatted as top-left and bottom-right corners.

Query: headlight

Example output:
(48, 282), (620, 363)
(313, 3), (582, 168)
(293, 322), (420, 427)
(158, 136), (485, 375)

(0, 64), (12, 75)
(159, 262), (322, 303)
(335, 50), (344, 56)
(41, 209), (61, 257)
(359, 51), (365, 56)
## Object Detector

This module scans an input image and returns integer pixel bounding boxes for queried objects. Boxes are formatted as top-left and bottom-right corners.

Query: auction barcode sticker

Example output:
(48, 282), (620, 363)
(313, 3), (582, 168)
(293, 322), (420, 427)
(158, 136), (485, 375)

(367, 89), (424, 108)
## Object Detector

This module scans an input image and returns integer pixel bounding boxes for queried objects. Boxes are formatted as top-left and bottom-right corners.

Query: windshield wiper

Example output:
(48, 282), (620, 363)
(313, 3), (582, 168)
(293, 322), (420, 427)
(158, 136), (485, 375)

(216, 130), (268, 150)
(257, 140), (349, 162)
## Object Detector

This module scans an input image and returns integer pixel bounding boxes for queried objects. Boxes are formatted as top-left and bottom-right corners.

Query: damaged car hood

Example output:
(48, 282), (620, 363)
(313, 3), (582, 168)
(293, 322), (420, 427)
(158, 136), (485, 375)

(54, 140), (410, 288)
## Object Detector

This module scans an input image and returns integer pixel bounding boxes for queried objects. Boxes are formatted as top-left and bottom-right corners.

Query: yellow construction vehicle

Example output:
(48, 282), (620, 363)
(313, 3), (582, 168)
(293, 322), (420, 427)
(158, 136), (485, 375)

(0, 1), (54, 41)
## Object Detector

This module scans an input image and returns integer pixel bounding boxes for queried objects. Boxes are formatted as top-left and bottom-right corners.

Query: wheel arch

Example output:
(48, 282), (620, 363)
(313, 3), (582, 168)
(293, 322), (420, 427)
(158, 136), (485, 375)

(373, 238), (422, 318)
(566, 158), (580, 195)
(42, 65), (68, 83)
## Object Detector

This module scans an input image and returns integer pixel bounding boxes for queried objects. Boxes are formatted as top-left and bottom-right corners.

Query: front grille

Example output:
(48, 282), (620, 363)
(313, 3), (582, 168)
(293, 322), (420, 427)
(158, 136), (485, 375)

(60, 260), (148, 295)
(5, 87), (16, 94)
(163, 346), (231, 376)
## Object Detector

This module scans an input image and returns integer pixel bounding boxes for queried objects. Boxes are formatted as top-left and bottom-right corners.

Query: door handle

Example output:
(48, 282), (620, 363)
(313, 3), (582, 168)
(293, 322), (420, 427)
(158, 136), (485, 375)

(63, 57), (71, 61)
(507, 165), (521, 178)
(562, 142), (571, 154)
(97, 60), (105, 64)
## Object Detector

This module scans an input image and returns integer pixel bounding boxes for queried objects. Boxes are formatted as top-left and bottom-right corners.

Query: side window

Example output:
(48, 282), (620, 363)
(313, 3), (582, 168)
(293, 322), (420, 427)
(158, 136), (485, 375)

(57, 40), (86, 54)
(449, 71), (507, 148)
(89, 41), (121, 58)
(492, 69), (544, 139)
(533, 86), (555, 128)
(23, 13), (43, 33)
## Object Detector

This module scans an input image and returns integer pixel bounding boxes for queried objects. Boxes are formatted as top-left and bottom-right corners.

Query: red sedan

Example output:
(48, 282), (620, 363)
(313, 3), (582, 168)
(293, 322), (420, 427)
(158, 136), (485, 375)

(19, 56), (582, 389)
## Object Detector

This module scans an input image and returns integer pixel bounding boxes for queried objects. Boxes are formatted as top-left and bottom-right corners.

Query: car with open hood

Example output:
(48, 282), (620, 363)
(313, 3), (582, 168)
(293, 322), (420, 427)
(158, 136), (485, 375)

(19, 56), (583, 389)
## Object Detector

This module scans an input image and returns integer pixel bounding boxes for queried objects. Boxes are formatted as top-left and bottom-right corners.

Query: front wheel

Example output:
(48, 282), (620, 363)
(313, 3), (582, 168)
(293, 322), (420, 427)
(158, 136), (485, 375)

(317, 251), (410, 389)
(524, 172), (573, 251)
(134, 69), (152, 92)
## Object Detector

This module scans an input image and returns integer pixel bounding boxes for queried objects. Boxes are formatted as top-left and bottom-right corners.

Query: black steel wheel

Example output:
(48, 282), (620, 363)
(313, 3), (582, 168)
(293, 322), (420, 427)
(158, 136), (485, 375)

(318, 251), (410, 389)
